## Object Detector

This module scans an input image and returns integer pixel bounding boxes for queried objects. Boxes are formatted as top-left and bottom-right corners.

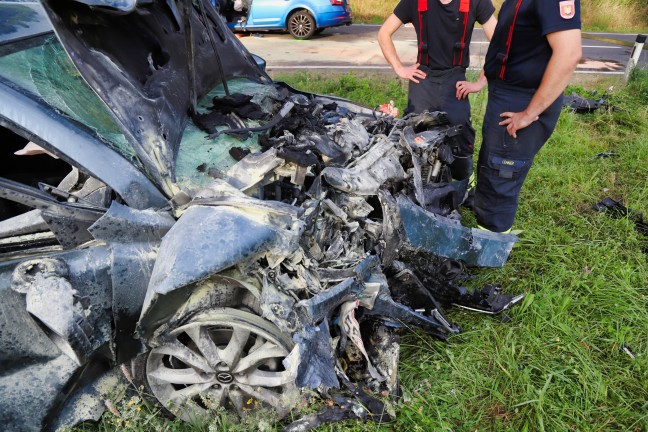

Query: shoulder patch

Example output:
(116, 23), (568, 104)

(559, 0), (576, 19)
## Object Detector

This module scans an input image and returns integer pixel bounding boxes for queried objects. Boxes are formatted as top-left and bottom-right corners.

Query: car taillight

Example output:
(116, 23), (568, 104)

(329, 0), (344, 5)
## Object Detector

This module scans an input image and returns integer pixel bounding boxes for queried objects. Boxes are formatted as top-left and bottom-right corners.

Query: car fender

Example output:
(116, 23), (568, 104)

(137, 204), (300, 338)
(283, 5), (318, 27)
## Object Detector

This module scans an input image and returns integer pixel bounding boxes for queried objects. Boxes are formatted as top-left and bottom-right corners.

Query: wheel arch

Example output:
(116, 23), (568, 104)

(136, 203), (300, 341)
(285, 6), (318, 28)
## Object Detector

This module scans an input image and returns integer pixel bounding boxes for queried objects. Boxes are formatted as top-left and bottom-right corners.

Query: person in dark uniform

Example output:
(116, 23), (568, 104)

(474, 0), (582, 233)
(378, 0), (497, 183)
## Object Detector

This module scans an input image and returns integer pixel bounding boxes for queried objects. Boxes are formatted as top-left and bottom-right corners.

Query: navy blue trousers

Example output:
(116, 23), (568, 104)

(474, 81), (563, 232)
(406, 66), (476, 181)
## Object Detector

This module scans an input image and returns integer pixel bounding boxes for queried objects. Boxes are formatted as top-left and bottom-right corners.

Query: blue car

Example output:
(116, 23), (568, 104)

(213, 0), (352, 39)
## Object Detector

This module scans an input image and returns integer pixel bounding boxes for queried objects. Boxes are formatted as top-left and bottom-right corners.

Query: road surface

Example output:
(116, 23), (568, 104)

(238, 24), (647, 75)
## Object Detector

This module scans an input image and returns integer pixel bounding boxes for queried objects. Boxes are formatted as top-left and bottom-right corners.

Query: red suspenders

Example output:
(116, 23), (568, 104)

(417, 0), (472, 67)
(498, 0), (524, 79)
(453, 0), (471, 66)
(417, 0), (429, 65)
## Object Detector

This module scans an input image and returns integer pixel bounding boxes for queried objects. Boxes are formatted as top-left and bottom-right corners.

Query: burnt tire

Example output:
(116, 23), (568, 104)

(287, 10), (315, 40)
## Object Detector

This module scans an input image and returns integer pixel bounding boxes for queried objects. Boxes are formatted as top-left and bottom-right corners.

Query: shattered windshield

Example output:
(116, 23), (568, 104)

(0, 30), (277, 192)
(176, 79), (280, 189)
(0, 32), (143, 170)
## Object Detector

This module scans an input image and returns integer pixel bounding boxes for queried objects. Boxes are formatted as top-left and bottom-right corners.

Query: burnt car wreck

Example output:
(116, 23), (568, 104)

(0, 1), (522, 430)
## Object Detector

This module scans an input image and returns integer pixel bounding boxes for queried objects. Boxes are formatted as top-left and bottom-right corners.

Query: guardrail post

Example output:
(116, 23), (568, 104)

(624, 34), (646, 82)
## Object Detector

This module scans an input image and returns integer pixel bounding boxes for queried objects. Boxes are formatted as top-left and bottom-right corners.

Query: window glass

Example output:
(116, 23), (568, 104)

(0, 33), (143, 170)
(175, 79), (280, 189)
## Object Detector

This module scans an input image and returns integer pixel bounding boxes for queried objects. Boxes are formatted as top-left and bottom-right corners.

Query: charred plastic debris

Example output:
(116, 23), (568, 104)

(185, 85), (524, 428)
(563, 91), (612, 114)
(595, 197), (648, 255)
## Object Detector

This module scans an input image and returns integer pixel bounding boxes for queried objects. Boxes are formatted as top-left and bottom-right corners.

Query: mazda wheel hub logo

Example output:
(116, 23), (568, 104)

(216, 372), (234, 384)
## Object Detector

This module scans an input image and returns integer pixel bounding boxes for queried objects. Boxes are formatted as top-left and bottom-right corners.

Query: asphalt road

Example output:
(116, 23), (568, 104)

(238, 24), (647, 75)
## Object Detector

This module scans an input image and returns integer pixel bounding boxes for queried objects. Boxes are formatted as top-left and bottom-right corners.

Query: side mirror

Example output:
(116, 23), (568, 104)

(251, 54), (267, 71)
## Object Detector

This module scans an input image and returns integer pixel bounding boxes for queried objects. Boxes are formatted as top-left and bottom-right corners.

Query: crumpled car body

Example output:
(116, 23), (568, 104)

(0, 1), (521, 431)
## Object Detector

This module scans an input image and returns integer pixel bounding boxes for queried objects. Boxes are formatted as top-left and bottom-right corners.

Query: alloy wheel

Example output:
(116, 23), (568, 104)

(146, 308), (296, 420)
(288, 12), (315, 39)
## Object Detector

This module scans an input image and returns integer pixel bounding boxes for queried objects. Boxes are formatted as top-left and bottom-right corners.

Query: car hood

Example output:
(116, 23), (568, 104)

(40, 0), (270, 198)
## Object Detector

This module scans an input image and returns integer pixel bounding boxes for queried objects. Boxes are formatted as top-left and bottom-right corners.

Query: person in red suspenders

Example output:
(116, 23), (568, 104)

(474, 0), (582, 233)
(378, 0), (497, 187)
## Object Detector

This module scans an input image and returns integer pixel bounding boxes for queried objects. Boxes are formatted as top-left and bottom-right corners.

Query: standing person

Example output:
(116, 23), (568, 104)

(474, 0), (582, 233)
(378, 0), (497, 184)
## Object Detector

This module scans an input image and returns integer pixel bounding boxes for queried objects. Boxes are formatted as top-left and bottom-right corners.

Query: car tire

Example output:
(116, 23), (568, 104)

(287, 10), (316, 40)
(132, 307), (296, 422)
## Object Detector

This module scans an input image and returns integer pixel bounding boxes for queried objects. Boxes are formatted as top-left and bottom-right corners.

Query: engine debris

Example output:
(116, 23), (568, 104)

(191, 87), (525, 427)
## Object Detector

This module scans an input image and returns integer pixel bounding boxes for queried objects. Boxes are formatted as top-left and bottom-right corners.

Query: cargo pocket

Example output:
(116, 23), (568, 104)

(475, 154), (532, 211)
(487, 155), (531, 181)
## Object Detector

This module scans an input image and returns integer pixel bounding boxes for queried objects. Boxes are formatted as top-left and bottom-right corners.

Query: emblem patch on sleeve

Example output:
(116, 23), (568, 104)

(559, 0), (576, 19)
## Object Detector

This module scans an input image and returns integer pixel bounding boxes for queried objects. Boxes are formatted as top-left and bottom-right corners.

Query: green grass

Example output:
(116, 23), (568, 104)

(79, 70), (648, 431)
(351, 0), (648, 33)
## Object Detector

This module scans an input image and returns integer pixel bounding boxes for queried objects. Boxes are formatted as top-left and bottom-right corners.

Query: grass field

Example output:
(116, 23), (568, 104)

(351, 0), (648, 33)
(80, 70), (648, 431)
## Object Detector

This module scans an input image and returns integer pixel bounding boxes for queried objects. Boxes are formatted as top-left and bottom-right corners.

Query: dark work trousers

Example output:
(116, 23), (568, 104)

(474, 80), (563, 232)
(406, 66), (476, 181)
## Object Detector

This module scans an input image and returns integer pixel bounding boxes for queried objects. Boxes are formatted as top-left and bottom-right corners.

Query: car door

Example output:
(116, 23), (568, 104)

(246, 0), (290, 28)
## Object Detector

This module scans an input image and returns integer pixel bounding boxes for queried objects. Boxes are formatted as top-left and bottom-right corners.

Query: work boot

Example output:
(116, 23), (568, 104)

(476, 224), (512, 235)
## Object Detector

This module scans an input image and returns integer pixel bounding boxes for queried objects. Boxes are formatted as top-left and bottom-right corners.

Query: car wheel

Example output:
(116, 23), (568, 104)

(143, 308), (296, 421)
(287, 11), (315, 40)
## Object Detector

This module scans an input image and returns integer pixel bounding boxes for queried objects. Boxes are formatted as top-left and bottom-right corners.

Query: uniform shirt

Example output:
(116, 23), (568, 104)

(484, 0), (581, 89)
(394, 0), (495, 70)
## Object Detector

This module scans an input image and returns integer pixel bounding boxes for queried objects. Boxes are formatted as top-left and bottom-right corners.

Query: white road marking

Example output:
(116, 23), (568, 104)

(267, 65), (625, 74)
(582, 46), (629, 49)
(268, 65), (393, 69)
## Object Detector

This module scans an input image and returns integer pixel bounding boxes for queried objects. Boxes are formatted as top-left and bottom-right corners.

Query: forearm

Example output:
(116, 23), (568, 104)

(477, 69), (487, 87)
(378, 15), (426, 83)
(523, 31), (582, 118)
(523, 54), (578, 118)
(378, 31), (404, 72)
(498, 30), (581, 137)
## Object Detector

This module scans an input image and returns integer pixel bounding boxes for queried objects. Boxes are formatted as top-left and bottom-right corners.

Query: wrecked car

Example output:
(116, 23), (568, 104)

(0, 1), (522, 431)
